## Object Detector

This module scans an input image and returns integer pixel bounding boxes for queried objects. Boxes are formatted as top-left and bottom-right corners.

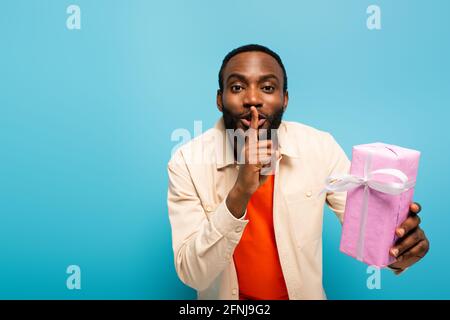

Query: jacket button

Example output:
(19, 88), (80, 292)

(306, 191), (312, 198)
(205, 205), (212, 212)
(235, 226), (242, 233)
(232, 289), (237, 295)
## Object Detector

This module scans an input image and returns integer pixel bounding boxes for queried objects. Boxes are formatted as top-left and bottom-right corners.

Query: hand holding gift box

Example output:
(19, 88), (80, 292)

(323, 142), (430, 272)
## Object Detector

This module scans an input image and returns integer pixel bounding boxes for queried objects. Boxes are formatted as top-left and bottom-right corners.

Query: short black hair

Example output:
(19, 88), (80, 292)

(218, 44), (288, 93)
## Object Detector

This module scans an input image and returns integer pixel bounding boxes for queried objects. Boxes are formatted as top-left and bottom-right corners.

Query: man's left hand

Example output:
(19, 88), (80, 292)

(388, 202), (430, 275)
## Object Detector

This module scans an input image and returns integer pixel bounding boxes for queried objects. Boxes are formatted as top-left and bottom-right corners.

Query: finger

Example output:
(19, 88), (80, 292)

(389, 239), (429, 270)
(257, 140), (274, 157)
(409, 202), (422, 216)
(396, 215), (421, 237)
(257, 146), (274, 157)
(247, 149), (258, 165)
(258, 140), (272, 152)
(249, 143), (273, 154)
(250, 149), (274, 165)
(250, 142), (273, 155)
(388, 257), (417, 274)
(393, 269), (404, 276)
(248, 152), (274, 166)
(257, 140), (272, 149)
(387, 264), (405, 275)
(257, 155), (272, 165)
(390, 228), (425, 257)
(249, 148), (273, 157)
(245, 140), (259, 165)
(260, 161), (276, 176)
(248, 151), (273, 165)
(250, 106), (259, 130)
(247, 107), (259, 150)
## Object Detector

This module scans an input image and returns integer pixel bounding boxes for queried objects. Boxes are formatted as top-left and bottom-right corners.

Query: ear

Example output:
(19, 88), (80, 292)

(216, 89), (223, 112)
(283, 90), (289, 111)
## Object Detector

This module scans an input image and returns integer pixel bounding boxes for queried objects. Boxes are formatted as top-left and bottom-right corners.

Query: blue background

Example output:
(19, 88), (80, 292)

(1, 0), (448, 299)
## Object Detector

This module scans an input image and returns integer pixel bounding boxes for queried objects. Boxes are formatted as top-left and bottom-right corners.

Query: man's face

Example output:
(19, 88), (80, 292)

(217, 51), (288, 137)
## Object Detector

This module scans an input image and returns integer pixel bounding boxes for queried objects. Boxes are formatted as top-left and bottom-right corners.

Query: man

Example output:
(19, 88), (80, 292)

(167, 44), (429, 300)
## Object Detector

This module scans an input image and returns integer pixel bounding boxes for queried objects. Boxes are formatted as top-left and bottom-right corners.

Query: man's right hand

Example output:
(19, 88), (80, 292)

(226, 106), (278, 218)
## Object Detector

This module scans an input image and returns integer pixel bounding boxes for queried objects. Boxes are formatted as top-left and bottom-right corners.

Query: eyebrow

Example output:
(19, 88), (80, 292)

(226, 73), (280, 85)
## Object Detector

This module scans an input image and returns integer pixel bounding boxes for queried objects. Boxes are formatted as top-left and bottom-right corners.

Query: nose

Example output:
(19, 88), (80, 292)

(243, 86), (263, 109)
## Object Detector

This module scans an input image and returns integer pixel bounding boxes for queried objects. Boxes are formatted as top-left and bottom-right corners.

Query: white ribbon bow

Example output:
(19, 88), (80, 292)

(320, 150), (416, 262)
(322, 168), (416, 195)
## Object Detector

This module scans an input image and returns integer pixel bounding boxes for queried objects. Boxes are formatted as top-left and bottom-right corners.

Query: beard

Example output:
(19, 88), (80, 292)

(221, 104), (285, 140)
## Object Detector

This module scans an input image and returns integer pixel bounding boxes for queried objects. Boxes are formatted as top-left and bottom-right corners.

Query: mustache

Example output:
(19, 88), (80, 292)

(221, 104), (285, 135)
(223, 108), (274, 122)
(238, 112), (267, 121)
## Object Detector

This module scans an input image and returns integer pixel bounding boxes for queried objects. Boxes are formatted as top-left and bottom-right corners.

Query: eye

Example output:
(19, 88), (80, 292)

(262, 85), (275, 93)
(231, 84), (244, 93)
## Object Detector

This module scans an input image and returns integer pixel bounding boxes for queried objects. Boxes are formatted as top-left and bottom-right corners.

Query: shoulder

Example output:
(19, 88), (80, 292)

(280, 120), (338, 154)
(282, 121), (331, 138)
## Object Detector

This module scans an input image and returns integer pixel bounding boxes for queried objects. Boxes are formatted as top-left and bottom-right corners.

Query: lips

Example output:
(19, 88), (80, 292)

(240, 112), (267, 128)
(240, 118), (266, 128)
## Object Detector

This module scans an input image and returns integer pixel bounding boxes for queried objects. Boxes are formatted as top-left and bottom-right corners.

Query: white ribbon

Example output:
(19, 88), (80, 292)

(321, 150), (416, 261)
(323, 168), (415, 195)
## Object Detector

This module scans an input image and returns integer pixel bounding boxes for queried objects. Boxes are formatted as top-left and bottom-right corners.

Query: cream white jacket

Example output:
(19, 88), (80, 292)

(167, 118), (350, 299)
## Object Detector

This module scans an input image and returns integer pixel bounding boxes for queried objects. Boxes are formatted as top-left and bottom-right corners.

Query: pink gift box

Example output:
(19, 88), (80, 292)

(339, 143), (421, 267)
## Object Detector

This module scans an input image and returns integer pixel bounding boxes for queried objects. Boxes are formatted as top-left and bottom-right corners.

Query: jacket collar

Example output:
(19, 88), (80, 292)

(214, 117), (301, 169)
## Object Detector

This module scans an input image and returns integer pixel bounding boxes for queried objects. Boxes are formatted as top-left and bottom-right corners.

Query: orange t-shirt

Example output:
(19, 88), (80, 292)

(233, 174), (289, 300)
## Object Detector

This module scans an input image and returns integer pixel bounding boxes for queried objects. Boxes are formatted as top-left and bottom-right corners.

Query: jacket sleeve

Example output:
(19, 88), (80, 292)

(167, 150), (248, 291)
(324, 133), (351, 224)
